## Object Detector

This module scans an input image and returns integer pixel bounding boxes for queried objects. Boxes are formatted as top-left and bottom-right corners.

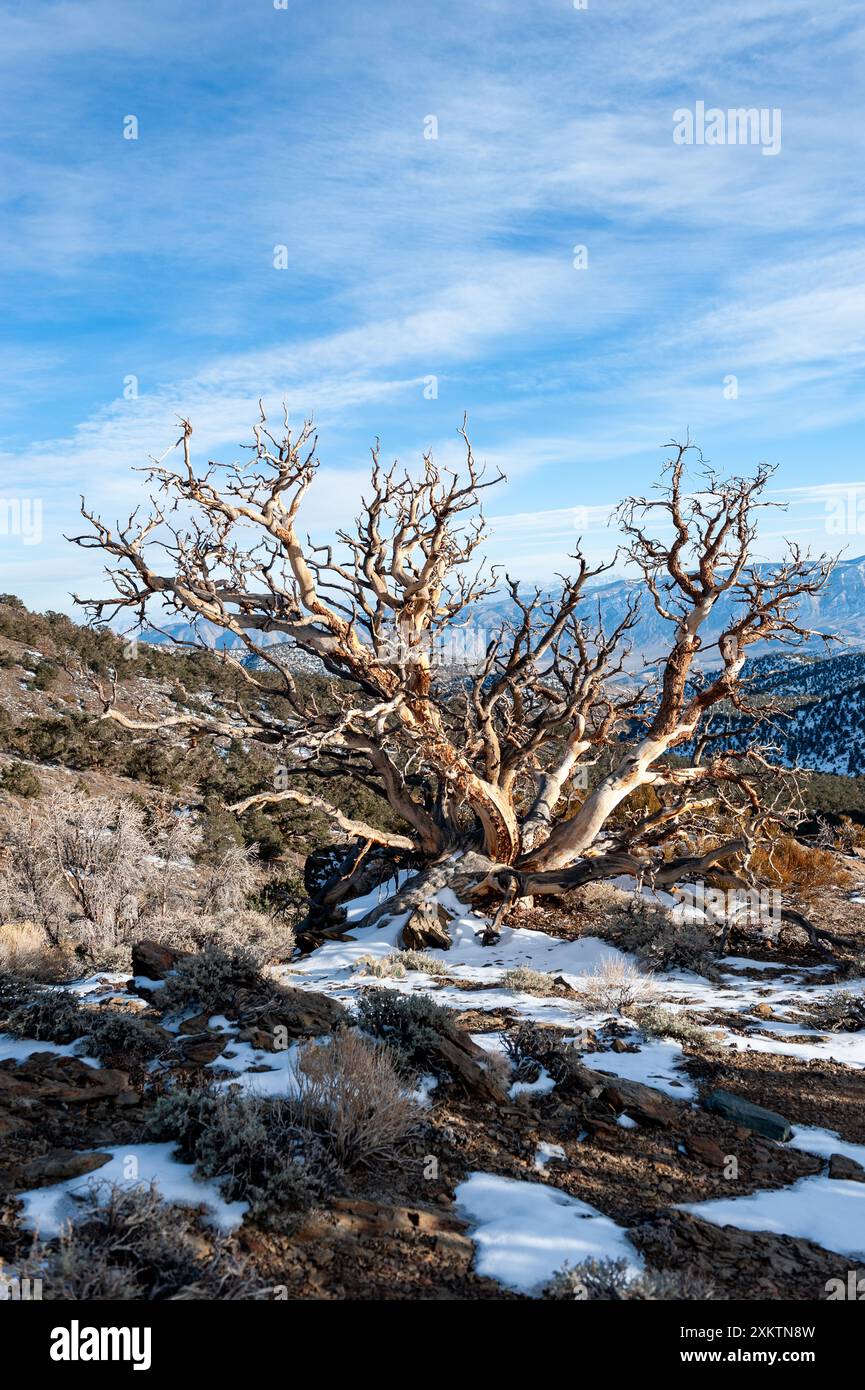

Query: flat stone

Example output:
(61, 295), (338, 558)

(703, 1089), (791, 1141)
(179, 1035), (227, 1065)
(828, 1152), (865, 1182)
(235, 1027), (276, 1051)
(593, 1076), (678, 1129)
(16, 1149), (112, 1189)
(685, 1134), (726, 1168)
(178, 1011), (213, 1036)
(131, 939), (190, 981)
(295, 1198), (472, 1252)
(252, 987), (348, 1038)
(0, 1110), (30, 1138)
(0, 1055), (131, 1105)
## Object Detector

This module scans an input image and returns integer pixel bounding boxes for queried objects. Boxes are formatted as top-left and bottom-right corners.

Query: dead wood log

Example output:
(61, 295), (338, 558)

(424, 1022), (510, 1104)
(400, 902), (453, 951)
(778, 908), (850, 961)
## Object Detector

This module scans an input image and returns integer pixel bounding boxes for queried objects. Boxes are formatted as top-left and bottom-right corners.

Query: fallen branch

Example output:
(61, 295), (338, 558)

(230, 788), (416, 851)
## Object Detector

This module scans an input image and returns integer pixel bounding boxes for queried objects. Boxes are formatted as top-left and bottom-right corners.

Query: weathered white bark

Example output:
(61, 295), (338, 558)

(523, 735), (675, 870)
(520, 723), (591, 853)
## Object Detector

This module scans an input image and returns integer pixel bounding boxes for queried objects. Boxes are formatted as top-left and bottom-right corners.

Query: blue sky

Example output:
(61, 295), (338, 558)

(1, 0), (864, 612)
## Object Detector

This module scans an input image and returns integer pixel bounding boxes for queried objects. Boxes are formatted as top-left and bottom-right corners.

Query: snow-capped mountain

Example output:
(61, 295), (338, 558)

(135, 557), (865, 775)
(137, 555), (865, 665)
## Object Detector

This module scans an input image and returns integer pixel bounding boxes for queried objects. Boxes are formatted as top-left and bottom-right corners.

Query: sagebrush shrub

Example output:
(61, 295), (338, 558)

(802, 988), (865, 1033)
(18, 1182), (265, 1301)
(575, 957), (655, 1015)
(398, 949), (448, 975)
(83, 1010), (169, 1065)
(632, 1003), (719, 1050)
(296, 1030), (420, 1168)
(593, 901), (721, 979)
(160, 944), (265, 1015)
(502, 965), (554, 995)
(199, 909), (295, 965)
(543, 1257), (714, 1301)
(0, 970), (40, 1015)
(504, 1021), (581, 1083)
(356, 953), (406, 979)
(356, 988), (452, 1066)
(148, 1085), (337, 1206)
(246, 1163), (328, 1234)
(0, 762), (42, 797)
(4, 987), (83, 1042)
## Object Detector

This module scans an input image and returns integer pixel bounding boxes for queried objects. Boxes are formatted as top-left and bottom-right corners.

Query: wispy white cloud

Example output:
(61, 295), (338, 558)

(1, 0), (863, 609)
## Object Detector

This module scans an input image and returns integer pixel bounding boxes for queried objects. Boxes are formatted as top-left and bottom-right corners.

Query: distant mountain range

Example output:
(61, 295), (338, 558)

(138, 554), (865, 665)
(674, 651), (865, 778)
(137, 556), (865, 776)
(467, 554), (865, 667)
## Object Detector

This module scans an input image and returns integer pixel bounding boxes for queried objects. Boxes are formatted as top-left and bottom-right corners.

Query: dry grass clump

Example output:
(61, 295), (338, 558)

(357, 949), (449, 979)
(356, 953), (406, 979)
(751, 836), (850, 900)
(801, 988), (865, 1033)
(296, 1031), (420, 1168)
(398, 949), (449, 975)
(0, 921), (72, 981)
(502, 965), (555, 995)
(16, 1182), (265, 1300)
(631, 1002), (720, 1051)
(543, 1257), (714, 1301)
(575, 957), (655, 1015)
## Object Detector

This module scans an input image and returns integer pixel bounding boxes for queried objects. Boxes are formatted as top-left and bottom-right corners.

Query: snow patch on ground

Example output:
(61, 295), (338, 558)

(588, 1035), (696, 1099)
(534, 1142), (566, 1171)
(287, 896), (629, 992)
(62, 972), (131, 1001)
(410, 1074), (439, 1107)
(208, 1040), (303, 1098)
(644, 966), (865, 1069)
(0, 1034), (99, 1068)
(509, 1066), (555, 1099)
(788, 1125), (865, 1168)
(680, 1175), (865, 1260)
(456, 1171), (641, 1293)
(723, 1029), (865, 1068)
(18, 1143), (247, 1238)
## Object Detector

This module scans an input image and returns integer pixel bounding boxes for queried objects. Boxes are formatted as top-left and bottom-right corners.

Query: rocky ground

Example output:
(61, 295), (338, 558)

(2, 870), (864, 1302)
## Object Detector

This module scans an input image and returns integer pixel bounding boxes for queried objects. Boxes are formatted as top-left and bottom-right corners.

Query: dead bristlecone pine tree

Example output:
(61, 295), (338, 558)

(72, 414), (834, 948)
